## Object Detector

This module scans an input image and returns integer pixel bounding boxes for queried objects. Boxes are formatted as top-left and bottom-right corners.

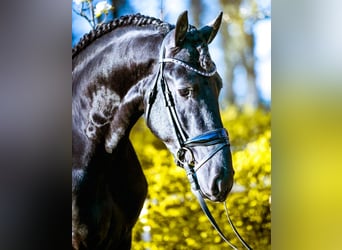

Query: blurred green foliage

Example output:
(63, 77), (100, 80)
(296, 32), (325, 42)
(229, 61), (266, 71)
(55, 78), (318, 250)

(130, 106), (271, 249)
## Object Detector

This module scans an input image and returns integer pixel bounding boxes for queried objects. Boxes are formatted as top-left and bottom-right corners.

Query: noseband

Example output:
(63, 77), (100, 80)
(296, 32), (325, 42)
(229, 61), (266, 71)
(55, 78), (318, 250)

(145, 37), (252, 249)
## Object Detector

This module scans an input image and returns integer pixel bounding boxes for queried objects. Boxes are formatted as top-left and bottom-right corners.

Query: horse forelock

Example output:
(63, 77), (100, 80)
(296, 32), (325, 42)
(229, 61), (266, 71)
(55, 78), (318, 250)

(72, 13), (173, 59)
(166, 28), (216, 74)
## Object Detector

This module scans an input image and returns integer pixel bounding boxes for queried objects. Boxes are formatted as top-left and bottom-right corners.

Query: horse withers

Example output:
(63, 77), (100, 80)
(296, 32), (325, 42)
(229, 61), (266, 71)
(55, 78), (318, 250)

(72, 11), (234, 249)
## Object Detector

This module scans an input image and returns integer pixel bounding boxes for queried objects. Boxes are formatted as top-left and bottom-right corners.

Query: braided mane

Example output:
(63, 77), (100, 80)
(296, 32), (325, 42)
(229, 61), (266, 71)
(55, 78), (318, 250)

(72, 13), (173, 59)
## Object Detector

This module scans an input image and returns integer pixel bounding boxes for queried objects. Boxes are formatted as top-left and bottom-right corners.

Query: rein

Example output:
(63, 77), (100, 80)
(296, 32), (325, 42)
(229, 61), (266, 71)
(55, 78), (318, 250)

(146, 38), (252, 249)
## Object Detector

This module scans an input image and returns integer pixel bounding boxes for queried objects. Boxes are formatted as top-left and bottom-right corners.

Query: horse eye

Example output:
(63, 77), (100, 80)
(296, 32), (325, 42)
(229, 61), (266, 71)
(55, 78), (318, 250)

(178, 88), (192, 97)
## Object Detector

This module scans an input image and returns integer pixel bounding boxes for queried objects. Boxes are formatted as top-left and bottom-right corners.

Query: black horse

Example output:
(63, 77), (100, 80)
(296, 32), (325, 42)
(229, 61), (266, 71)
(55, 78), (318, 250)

(72, 11), (234, 250)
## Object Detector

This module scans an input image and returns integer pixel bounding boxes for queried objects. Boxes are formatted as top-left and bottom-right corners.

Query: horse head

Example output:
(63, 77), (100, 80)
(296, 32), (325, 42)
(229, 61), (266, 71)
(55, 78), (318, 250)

(145, 11), (234, 202)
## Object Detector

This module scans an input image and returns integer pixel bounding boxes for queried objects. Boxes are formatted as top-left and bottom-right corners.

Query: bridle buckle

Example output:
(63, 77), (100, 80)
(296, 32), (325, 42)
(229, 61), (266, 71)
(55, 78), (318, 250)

(176, 147), (195, 168)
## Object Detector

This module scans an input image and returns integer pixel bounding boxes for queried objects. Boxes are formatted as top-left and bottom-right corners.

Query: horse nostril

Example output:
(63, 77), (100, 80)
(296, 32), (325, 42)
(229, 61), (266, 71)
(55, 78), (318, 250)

(211, 178), (224, 196)
(211, 182), (220, 196)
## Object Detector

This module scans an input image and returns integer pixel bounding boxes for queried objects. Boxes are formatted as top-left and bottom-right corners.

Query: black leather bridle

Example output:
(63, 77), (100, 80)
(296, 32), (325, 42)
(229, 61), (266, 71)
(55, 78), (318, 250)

(145, 39), (252, 249)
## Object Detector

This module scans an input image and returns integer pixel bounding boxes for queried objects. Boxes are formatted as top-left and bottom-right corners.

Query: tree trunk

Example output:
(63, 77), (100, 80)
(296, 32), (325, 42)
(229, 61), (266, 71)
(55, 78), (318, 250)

(219, 0), (260, 109)
(190, 0), (202, 27)
(219, 18), (235, 105)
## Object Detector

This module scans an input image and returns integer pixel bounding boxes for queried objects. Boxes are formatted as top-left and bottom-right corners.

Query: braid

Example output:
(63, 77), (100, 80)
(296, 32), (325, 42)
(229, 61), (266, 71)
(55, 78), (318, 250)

(72, 13), (172, 59)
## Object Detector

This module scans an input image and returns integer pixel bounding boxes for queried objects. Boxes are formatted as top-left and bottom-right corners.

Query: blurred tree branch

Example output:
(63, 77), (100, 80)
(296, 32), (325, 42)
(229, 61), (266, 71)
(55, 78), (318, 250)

(72, 0), (114, 30)
(219, 0), (270, 109)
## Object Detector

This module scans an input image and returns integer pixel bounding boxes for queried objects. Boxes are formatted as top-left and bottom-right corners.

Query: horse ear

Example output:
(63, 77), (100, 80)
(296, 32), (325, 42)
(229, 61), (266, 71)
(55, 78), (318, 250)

(174, 11), (189, 46)
(199, 12), (223, 44)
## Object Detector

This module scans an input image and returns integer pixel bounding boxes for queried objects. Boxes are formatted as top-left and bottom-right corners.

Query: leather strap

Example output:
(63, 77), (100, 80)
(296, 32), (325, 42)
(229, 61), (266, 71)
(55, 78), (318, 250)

(161, 57), (217, 77)
(183, 162), (239, 249)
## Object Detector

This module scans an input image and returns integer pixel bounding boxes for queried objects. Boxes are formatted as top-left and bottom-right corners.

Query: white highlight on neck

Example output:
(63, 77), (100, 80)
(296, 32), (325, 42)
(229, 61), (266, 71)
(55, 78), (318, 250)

(85, 86), (121, 140)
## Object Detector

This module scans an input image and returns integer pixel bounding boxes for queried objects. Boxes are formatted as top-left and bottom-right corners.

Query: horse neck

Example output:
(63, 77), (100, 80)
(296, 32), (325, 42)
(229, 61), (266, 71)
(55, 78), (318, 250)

(73, 28), (165, 97)
(72, 27), (166, 166)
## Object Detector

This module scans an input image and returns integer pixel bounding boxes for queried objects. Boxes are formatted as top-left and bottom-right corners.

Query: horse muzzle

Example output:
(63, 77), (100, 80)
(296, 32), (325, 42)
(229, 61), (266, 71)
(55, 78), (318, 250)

(176, 128), (234, 202)
(201, 168), (234, 202)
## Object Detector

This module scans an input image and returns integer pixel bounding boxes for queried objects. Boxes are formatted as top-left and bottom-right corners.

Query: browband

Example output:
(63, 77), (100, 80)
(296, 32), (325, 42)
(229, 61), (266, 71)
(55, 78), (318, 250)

(160, 58), (217, 77)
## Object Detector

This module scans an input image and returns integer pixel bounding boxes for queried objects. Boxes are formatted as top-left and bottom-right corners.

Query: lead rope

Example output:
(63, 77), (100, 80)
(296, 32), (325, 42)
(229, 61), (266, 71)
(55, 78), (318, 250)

(224, 201), (253, 250)
(184, 160), (253, 250)
(183, 160), (238, 249)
